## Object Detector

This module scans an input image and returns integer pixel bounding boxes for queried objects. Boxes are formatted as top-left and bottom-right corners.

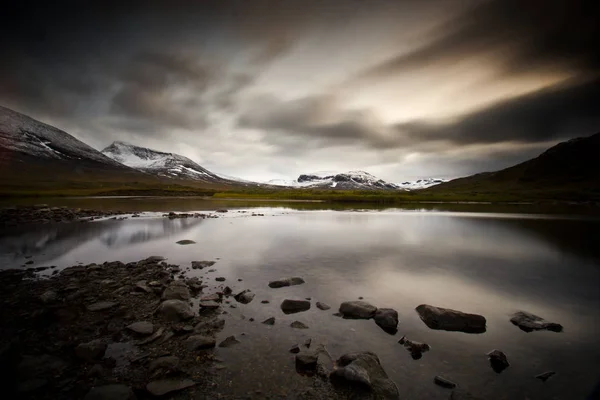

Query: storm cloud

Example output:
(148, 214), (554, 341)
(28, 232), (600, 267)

(1, 0), (598, 181)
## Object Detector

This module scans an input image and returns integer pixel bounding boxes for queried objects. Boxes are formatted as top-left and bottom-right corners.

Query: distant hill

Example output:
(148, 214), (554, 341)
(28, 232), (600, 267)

(428, 133), (600, 200)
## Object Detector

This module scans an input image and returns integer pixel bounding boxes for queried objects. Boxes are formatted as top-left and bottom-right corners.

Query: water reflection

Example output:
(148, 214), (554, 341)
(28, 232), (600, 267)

(0, 209), (599, 399)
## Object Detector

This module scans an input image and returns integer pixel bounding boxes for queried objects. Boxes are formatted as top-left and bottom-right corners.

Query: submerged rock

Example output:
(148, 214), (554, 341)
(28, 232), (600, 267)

(157, 300), (194, 321)
(146, 379), (195, 396)
(281, 299), (311, 314)
(415, 304), (486, 333)
(176, 240), (196, 245)
(234, 290), (255, 304)
(84, 384), (136, 400)
(398, 336), (430, 360)
(126, 321), (154, 335)
(262, 317), (276, 325)
(373, 308), (399, 333)
(487, 350), (510, 373)
(434, 375), (457, 389)
(339, 301), (377, 319)
(510, 311), (563, 333)
(268, 277), (305, 288)
(290, 321), (309, 329)
(218, 335), (240, 348)
(330, 351), (399, 399)
(191, 261), (215, 270)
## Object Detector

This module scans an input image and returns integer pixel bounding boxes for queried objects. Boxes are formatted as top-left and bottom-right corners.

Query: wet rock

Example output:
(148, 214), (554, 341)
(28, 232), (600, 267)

(157, 300), (194, 321)
(139, 327), (165, 345)
(373, 308), (399, 333)
(281, 299), (311, 314)
(261, 300), (270, 304)
(199, 300), (220, 309)
(434, 375), (456, 389)
(148, 356), (179, 373)
(162, 281), (191, 301)
(223, 287), (233, 296)
(316, 302), (331, 311)
(416, 304), (486, 333)
(234, 289), (255, 304)
(146, 379), (195, 396)
(339, 301), (377, 319)
(487, 350), (510, 373)
(510, 311), (563, 333)
(296, 353), (318, 369)
(290, 344), (301, 354)
(218, 335), (240, 348)
(176, 240), (196, 245)
(84, 384), (136, 400)
(126, 321), (154, 335)
(87, 301), (119, 312)
(75, 339), (107, 361)
(185, 335), (216, 350)
(535, 371), (556, 382)
(262, 317), (276, 325)
(330, 352), (399, 399)
(39, 290), (58, 303)
(268, 277), (305, 288)
(134, 281), (152, 294)
(191, 261), (215, 270)
(290, 321), (309, 329)
(398, 336), (430, 360)
(304, 338), (312, 348)
(215, 277), (226, 282)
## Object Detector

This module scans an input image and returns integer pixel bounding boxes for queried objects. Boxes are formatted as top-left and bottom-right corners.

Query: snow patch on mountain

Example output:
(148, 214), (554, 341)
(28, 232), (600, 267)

(267, 171), (400, 190)
(396, 178), (447, 189)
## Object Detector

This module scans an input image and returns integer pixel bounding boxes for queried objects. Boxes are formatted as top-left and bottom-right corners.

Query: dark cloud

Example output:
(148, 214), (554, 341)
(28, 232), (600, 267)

(395, 78), (600, 146)
(355, 0), (600, 83)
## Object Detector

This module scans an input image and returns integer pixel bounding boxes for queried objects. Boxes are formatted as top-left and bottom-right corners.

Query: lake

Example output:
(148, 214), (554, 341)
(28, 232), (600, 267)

(1, 198), (599, 399)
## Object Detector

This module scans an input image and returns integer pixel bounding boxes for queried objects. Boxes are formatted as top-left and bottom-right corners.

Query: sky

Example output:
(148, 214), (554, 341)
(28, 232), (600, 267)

(1, 0), (599, 182)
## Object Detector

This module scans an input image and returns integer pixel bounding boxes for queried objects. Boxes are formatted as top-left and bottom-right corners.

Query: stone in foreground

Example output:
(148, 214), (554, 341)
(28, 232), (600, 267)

(157, 300), (194, 321)
(295, 353), (318, 369)
(268, 277), (305, 288)
(87, 301), (119, 312)
(510, 311), (563, 333)
(146, 379), (195, 396)
(434, 375), (457, 389)
(416, 304), (486, 333)
(487, 349), (510, 373)
(126, 321), (154, 335)
(330, 352), (399, 399)
(373, 308), (399, 334)
(339, 301), (377, 319)
(316, 302), (331, 310)
(84, 384), (136, 400)
(185, 335), (216, 350)
(281, 299), (311, 314)
(218, 335), (241, 348)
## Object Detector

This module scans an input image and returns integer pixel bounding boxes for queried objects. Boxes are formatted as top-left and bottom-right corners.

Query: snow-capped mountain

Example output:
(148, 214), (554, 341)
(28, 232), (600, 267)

(0, 106), (128, 168)
(101, 141), (248, 185)
(267, 171), (400, 190)
(396, 178), (447, 189)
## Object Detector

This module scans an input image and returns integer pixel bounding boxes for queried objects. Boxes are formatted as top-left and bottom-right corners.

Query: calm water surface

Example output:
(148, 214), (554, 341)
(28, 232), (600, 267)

(1, 201), (599, 399)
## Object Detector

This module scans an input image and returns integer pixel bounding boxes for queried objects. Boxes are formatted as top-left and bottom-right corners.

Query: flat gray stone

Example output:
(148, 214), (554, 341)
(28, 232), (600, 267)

(434, 375), (456, 389)
(126, 321), (154, 335)
(416, 304), (486, 333)
(339, 301), (377, 319)
(87, 301), (118, 312)
(510, 311), (563, 332)
(316, 302), (331, 310)
(146, 379), (195, 396)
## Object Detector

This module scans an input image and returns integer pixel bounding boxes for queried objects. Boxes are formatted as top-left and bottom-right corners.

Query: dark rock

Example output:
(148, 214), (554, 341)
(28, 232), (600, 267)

(134, 281), (152, 294)
(218, 335), (240, 348)
(126, 321), (154, 335)
(75, 340), (107, 361)
(87, 301), (119, 312)
(185, 335), (216, 350)
(176, 240), (196, 245)
(398, 336), (430, 360)
(157, 300), (194, 321)
(138, 327), (165, 345)
(146, 379), (195, 396)
(373, 308), (399, 333)
(162, 281), (191, 301)
(487, 350), (510, 373)
(535, 371), (556, 382)
(290, 321), (309, 329)
(316, 302), (330, 311)
(332, 312), (343, 317)
(215, 277), (226, 282)
(261, 300), (270, 304)
(84, 384), (136, 400)
(281, 299), (311, 314)
(39, 290), (58, 303)
(148, 356), (179, 373)
(330, 352), (399, 399)
(339, 301), (377, 319)
(25, 260), (34, 265)
(434, 375), (456, 389)
(510, 311), (563, 333)
(268, 277), (305, 288)
(415, 304), (486, 333)
(191, 261), (215, 270)
(262, 317), (276, 325)
(234, 289), (255, 304)
(296, 353), (318, 369)
(199, 300), (220, 309)
(304, 338), (312, 348)
(290, 344), (300, 354)
(223, 286), (233, 295)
